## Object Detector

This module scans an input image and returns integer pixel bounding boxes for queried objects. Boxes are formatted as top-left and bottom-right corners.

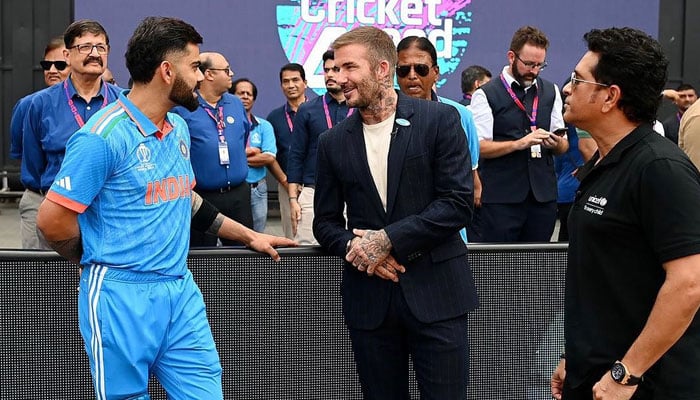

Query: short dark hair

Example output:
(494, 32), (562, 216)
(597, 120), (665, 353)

(279, 63), (306, 83)
(396, 36), (438, 67)
(509, 25), (549, 53)
(322, 50), (334, 63)
(44, 36), (65, 57)
(231, 78), (258, 100)
(125, 17), (203, 84)
(584, 27), (668, 124)
(63, 20), (109, 48)
(461, 65), (492, 94)
(676, 83), (697, 93)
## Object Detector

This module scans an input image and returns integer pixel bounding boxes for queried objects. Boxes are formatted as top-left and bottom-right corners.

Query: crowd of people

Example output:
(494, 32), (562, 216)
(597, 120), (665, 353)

(7, 15), (700, 400)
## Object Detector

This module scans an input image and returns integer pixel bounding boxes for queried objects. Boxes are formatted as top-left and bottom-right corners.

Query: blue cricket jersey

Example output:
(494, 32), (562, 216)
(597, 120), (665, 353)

(46, 91), (195, 276)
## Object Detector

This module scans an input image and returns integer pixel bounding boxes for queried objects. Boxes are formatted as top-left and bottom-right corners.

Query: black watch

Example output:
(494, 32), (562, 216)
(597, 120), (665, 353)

(610, 361), (643, 386)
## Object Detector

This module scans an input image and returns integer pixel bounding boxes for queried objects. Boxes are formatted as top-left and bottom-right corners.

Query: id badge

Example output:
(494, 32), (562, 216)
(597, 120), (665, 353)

(218, 141), (230, 165)
(530, 144), (542, 158)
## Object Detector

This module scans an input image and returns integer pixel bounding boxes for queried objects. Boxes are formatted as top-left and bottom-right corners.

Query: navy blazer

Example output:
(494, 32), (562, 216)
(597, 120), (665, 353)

(313, 92), (479, 329)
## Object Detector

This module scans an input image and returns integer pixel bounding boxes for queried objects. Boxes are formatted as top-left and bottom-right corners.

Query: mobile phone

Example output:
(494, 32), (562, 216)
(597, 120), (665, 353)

(553, 128), (568, 137)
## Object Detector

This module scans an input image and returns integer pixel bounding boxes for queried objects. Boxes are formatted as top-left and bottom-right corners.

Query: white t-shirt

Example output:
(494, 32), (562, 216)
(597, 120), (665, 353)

(363, 112), (396, 211)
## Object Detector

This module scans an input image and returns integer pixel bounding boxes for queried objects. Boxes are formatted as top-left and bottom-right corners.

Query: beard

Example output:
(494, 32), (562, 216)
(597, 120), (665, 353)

(512, 64), (537, 87)
(169, 75), (198, 111)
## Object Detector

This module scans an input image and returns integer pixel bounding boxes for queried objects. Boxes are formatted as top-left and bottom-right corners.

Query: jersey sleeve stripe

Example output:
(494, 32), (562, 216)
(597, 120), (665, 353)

(46, 190), (89, 214)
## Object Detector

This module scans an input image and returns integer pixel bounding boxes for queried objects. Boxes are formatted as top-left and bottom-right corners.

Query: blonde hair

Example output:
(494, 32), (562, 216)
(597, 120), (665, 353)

(332, 26), (397, 78)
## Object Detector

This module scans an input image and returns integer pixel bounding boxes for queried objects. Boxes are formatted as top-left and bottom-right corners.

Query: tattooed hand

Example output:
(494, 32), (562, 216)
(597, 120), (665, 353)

(345, 229), (405, 280)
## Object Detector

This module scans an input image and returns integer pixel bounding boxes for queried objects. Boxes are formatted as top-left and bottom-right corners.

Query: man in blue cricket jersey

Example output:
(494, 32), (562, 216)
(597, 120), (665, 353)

(36, 17), (295, 400)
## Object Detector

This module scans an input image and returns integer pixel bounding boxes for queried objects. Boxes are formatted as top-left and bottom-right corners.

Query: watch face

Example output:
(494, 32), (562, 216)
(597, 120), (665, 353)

(611, 363), (625, 382)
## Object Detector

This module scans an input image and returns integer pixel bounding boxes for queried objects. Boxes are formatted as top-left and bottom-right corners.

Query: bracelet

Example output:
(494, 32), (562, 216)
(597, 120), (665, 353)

(559, 352), (566, 360)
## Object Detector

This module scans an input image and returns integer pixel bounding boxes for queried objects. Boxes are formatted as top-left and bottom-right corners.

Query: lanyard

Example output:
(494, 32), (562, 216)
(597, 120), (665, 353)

(322, 93), (353, 129)
(204, 106), (226, 143)
(284, 96), (307, 133)
(63, 79), (109, 128)
(677, 111), (683, 122)
(500, 73), (539, 129)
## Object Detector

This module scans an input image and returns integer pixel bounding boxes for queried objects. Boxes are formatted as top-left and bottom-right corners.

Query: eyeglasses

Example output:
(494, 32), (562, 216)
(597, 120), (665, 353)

(69, 44), (109, 55)
(39, 60), (68, 71)
(208, 67), (233, 76)
(514, 53), (547, 71)
(396, 63), (432, 78)
(569, 72), (610, 89)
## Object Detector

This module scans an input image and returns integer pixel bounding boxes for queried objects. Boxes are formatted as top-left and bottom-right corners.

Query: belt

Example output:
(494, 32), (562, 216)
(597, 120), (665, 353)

(27, 187), (48, 196)
(305, 184), (315, 189)
(250, 182), (259, 189)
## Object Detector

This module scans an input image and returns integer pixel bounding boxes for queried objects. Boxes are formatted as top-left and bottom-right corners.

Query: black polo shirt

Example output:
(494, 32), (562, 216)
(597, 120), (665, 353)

(566, 123), (700, 395)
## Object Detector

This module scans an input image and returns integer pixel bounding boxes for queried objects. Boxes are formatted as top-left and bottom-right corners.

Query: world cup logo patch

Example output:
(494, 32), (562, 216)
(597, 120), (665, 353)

(179, 139), (190, 159)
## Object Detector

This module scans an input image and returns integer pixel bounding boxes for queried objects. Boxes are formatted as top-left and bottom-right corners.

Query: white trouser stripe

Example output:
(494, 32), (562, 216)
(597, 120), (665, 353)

(88, 265), (108, 400)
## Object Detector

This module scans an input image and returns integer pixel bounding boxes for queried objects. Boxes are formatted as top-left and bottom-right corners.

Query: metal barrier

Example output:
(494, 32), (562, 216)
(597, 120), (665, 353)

(0, 244), (566, 399)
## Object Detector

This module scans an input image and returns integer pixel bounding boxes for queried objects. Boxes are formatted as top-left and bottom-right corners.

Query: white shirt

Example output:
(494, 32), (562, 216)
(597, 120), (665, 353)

(469, 66), (565, 141)
(363, 112), (395, 211)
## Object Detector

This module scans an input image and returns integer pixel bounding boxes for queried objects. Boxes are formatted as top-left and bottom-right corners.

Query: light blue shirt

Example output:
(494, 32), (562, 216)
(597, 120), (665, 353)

(246, 115), (277, 183)
(47, 91), (194, 275)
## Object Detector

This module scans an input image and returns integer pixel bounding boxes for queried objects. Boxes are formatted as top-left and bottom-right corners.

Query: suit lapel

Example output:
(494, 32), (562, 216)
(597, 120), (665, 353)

(386, 94), (414, 218)
(345, 113), (386, 215)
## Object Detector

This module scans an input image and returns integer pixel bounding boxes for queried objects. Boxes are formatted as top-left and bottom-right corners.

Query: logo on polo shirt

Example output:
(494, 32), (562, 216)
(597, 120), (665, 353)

(584, 195), (607, 216)
(54, 176), (72, 191)
(136, 143), (155, 171)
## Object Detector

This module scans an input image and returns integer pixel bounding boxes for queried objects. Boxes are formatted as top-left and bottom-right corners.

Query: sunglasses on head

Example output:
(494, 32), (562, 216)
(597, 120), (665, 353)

(396, 63), (432, 78)
(40, 60), (68, 71)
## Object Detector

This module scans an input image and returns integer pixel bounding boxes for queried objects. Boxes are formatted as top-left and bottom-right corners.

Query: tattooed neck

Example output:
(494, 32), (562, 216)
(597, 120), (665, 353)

(361, 81), (397, 125)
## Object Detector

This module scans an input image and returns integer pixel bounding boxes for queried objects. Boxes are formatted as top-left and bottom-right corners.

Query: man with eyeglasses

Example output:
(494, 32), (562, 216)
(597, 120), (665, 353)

(395, 36), (480, 243)
(469, 25), (567, 243)
(20, 20), (120, 250)
(550, 27), (700, 400)
(287, 49), (351, 245)
(172, 52), (253, 247)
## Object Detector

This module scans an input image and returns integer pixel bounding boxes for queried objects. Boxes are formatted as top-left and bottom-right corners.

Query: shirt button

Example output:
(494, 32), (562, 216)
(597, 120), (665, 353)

(86, 106), (91, 110)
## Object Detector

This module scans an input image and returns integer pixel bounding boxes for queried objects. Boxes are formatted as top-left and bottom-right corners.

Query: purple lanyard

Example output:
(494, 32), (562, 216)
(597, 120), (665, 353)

(500, 73), (539, 129)
(204, 106), (226, 143)
(63, 79), (109, 128)
(677, 112), (683, 122)
(322, 93), (353, 129)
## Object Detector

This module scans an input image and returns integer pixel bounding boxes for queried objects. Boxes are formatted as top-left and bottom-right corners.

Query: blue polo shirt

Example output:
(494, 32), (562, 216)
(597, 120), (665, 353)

(10, 90), (42, 160)
(172, 92), (249, 191)
(287, 93), (351, 185)
(246, 115), (277, 184)
(21, 77), (121, 191)
(266, 103), (297, 175)
(46, 91), (194, 275)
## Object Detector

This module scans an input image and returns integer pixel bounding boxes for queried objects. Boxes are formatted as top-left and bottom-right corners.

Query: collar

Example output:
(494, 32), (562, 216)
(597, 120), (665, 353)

(324, 92), (346, 105)
(501, 65), (538, 90)
(578, 123), (653, 180)
(118, 90), (173, 138)
(249, 114), (259, 128)
(66, 74), (105, 99)
(196, 90), (232, 109)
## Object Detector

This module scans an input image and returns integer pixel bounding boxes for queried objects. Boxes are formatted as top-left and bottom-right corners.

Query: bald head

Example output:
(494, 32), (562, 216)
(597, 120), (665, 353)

(199, 52), (233, 94)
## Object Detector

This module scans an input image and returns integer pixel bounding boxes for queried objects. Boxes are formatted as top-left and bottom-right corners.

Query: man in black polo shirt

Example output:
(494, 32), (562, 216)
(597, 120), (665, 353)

(550, 27), (700, 400)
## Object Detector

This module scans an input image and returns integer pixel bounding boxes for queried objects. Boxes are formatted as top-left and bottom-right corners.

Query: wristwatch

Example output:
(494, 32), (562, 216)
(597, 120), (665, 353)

(610, 361), (643, 386)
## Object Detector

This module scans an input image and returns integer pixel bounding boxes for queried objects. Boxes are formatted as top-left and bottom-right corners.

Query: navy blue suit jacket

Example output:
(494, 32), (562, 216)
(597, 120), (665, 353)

(313, 92), (479, 329)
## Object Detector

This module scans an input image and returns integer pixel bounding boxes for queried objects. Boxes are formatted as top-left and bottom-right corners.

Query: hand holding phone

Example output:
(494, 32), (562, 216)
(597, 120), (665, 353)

(552, 128), (568, 137)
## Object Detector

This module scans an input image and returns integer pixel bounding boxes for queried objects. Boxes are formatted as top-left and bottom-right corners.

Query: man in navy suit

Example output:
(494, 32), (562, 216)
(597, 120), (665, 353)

(313, 26), (479, 399)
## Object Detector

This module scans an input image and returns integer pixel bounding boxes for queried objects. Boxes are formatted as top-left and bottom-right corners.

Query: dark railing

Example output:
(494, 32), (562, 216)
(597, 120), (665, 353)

(0, 244), (566, 399)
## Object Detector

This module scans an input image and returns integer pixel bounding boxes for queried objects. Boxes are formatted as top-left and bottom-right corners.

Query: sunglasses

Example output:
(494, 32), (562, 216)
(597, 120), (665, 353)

(396, 63), (432, 78)
(40, 60), (68, 71)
